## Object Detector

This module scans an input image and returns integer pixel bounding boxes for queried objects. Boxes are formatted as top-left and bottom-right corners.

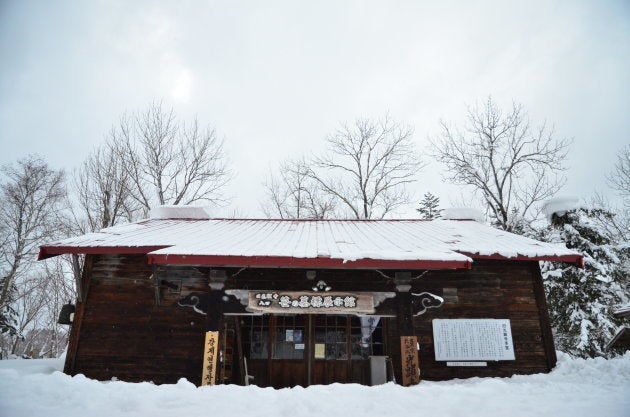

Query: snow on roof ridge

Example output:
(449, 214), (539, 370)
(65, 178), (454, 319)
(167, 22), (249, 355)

(542, 196), (581, 222)
(441, 207), (485, 222)
(149, 205), (213, 220)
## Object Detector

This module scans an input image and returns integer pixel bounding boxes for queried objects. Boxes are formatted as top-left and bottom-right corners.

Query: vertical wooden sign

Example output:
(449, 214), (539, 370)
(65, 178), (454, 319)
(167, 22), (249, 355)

(202, 331), (219, 386)
(400, 336), (420, 386)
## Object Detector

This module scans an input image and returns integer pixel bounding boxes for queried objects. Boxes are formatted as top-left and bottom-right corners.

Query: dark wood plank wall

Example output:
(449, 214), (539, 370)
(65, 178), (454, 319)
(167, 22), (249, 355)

(66, 255), (555, 385)
(390, 259), (556, 381)
(67, 254), (207, 384)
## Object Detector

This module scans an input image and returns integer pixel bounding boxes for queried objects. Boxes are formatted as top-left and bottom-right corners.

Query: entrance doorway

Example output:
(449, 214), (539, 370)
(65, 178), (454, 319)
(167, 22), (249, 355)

(240, 314), (386, 388)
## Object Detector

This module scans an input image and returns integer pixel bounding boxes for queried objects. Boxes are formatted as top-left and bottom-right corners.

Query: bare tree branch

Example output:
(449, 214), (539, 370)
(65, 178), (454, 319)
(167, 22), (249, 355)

(309, 116), (425, 219)
(71, 133), (140, 234)
(111, 101), (231, 215)
(261, 157), (336, 219)
(431, 97), (571, 231)
(607, 145), (630, 207)
(0, 156), (66, 335)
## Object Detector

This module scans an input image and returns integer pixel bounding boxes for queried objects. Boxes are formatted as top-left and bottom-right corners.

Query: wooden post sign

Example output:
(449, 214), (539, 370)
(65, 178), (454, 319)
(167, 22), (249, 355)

(400, 336), (420, 386)
(201, 331), (219, 386)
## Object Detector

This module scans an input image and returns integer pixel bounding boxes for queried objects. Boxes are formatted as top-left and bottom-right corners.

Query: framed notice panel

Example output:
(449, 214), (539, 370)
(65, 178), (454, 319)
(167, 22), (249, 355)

(432, 319), (515, 361)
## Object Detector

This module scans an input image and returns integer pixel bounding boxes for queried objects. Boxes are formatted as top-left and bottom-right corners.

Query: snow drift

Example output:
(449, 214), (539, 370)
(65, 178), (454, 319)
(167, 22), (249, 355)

(0, 352), (628, 417)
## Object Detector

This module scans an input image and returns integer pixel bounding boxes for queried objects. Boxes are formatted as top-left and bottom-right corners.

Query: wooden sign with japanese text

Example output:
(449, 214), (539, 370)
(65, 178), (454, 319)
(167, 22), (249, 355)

(201, 331), (219, 386)
(248, 291), (375, 314)
(400, 336), (420, 386)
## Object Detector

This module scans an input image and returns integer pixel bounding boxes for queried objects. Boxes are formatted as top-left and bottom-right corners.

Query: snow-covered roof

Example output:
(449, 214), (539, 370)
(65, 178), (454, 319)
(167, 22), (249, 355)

(614, 304), (630, 318)
(39, 215), (582, 269)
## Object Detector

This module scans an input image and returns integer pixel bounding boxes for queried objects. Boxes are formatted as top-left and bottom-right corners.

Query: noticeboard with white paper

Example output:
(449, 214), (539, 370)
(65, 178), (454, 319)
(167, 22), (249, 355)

(432, 319), (516, 361)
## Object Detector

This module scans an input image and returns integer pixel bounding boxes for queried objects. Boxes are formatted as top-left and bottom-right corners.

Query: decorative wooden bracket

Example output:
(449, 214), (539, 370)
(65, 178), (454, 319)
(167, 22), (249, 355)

(411, 292), (444, 316)
(178, 292), (248, 316)
(178, 293), (209, 315)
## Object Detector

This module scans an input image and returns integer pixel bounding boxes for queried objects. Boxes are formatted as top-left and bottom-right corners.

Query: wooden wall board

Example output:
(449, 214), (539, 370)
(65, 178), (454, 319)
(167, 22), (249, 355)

(66, 255), (557, 386)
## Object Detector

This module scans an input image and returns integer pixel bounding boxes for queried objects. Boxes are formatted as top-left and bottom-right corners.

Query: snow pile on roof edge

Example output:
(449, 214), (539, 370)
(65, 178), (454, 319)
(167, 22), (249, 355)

(442, 207), (485, 222)
(542, 197), (580, 222)
(150, 205), (213, 220)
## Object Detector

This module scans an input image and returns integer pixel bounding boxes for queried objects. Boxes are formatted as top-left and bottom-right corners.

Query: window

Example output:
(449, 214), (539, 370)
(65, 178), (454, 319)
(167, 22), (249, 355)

(242, 315), (269, 359)
(273, 315), (305, 359)
(351, 316), (385, 359)
(314, 315), (348, 360)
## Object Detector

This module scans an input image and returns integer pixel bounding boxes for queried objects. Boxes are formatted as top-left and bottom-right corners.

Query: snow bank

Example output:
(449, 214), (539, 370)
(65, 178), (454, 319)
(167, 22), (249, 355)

(0, 352), (628, 417)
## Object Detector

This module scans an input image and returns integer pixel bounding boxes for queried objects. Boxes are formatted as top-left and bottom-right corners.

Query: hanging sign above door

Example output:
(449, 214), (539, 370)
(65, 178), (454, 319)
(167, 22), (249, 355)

(247, 291), (376, 314)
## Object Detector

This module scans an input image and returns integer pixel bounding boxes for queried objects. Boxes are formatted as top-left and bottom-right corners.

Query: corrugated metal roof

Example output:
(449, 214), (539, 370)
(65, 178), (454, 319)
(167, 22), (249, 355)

(39, 218), (582, 269)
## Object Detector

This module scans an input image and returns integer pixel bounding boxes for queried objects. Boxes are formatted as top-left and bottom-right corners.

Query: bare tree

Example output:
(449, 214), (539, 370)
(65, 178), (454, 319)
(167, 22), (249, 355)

(72, 133), (140, 234)
(114, 102), (231, 216)
(0, 156), (66, 336)
(262, 157), (336, 219)
(607, 145), (630, 205)
(431, 97), (571, 231)
(0, 257), (74, 358)
(37, 258), (75, 358)
(8, 275), (47, 354)
(309, 116), (425, 219)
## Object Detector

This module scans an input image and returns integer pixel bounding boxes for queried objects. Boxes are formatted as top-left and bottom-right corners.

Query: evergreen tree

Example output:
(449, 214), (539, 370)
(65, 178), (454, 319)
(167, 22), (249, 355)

(540, 207), (629, 358)
(0, 303), (18, 337)
(417, 192), (442, 219)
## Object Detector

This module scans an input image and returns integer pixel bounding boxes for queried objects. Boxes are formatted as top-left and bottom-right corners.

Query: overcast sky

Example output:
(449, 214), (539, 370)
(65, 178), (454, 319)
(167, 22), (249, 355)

(1, 0), (628, 218)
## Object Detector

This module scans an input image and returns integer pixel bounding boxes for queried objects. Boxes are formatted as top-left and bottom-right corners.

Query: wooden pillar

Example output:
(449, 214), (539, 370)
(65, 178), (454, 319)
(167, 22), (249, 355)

(397, 292), (414, 335)
(394, 272), (420, 386)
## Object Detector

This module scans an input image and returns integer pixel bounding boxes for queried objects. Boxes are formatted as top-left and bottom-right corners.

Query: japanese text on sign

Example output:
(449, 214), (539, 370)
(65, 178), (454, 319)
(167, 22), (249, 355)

(201, 331), (219, 386)
(432, 319), (515, 361)
(400, 336), (420, 386)
(248, 291), (374, 314)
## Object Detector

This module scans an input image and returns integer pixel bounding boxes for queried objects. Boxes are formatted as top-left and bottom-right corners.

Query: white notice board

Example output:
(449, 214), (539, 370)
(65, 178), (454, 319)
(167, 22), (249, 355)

(432, 319), (515, 361)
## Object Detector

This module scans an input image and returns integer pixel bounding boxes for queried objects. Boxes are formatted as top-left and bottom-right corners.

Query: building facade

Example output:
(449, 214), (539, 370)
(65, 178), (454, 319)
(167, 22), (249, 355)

(40, 207), (582, 387)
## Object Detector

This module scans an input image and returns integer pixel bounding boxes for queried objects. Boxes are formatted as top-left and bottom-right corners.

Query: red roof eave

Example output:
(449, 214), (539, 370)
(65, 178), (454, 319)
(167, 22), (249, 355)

(146, 254), (472, 270)
(38, 245), (169, 260)
(460, 252), (584, 268)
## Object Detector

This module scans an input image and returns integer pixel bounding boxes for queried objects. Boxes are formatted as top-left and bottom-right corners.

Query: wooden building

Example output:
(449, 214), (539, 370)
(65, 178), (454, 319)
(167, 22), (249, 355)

(40, 206), (582, 388)
(606, 305), (630, 351)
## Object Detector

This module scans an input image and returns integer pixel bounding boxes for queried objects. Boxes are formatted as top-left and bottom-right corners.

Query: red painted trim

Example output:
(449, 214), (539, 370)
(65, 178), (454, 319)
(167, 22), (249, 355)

(146, 254), (472, 270)
(38, 245), (168, 260)
(38, 245), (582, 268)
(459, 252), (584, 268)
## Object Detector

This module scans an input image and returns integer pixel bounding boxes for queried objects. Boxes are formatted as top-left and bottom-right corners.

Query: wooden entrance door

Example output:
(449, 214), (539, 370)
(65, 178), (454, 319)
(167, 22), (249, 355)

(240, 314), (386, 387)
(311, 315), (386, 385)
(268, 315), (308, 388)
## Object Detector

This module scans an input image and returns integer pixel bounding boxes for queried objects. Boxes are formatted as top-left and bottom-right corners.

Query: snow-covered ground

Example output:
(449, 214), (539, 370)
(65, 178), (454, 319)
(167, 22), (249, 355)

(0, 352), (628, 417)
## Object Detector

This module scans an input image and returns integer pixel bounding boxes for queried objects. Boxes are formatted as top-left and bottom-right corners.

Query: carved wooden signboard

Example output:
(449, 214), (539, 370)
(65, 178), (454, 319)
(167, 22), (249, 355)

(201, 331), (219, 386)
(400, 336), (420, 386)
(248, 291), (375, 314)
(432, 319), (515, 361)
